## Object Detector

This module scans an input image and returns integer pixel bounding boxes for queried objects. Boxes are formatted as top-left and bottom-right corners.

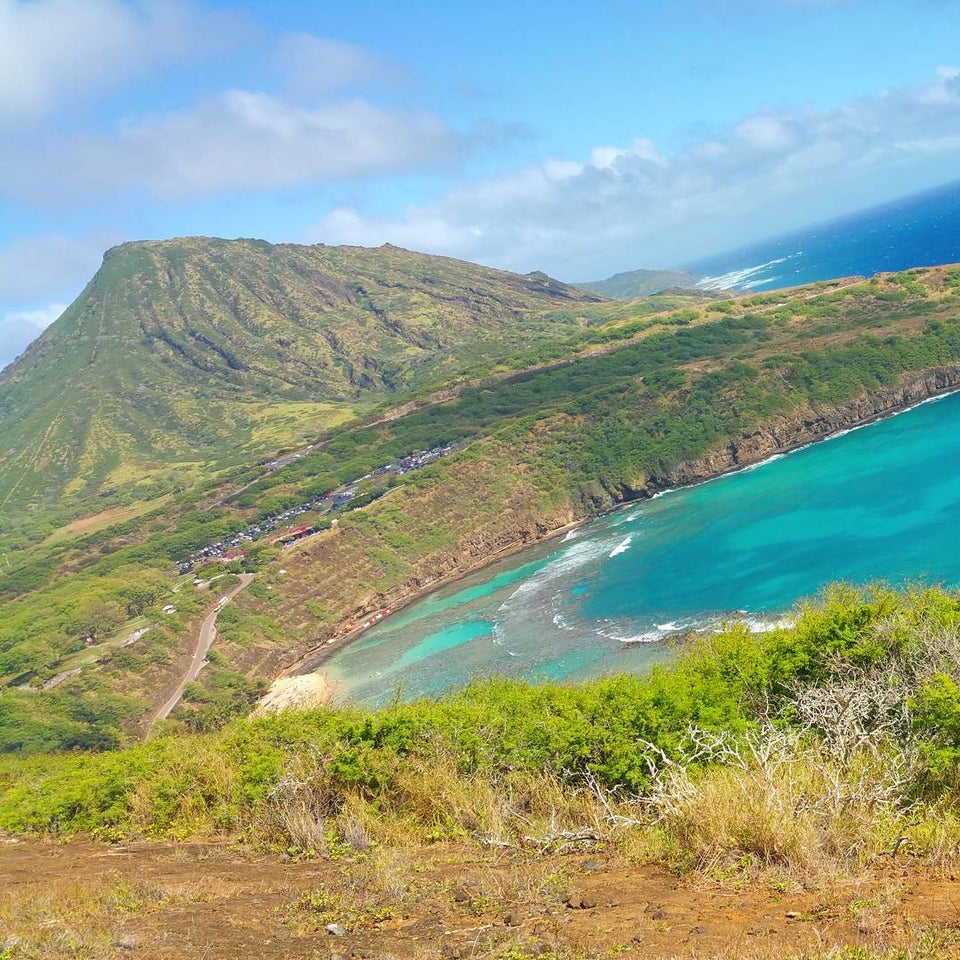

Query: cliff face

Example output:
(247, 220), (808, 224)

(636, 365), (960, 496)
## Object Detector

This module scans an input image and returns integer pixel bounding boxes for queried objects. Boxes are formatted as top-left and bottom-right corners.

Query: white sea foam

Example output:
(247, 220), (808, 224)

(696, 256), (792, 291)
(613, 630), (664, 644)
(609, 536), (632, 558)
(741, 452), (785, 471)
(500, 539), (609, 610)
(596, 615), (711, 644)
(561, 528), (579, 542)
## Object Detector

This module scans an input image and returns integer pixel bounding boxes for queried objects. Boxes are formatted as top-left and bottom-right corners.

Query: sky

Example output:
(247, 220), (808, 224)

(2, 0), (960, 366)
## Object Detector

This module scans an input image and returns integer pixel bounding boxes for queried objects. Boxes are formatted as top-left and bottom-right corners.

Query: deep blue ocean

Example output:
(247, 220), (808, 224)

(319, 181), (960, 704)
(684, 179), (960, 291)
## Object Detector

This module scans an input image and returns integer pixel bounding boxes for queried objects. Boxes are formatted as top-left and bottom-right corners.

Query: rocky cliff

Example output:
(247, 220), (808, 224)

(638, 365), (960, 496)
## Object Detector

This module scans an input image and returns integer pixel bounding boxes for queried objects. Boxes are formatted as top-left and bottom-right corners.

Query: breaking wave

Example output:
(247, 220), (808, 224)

(697, 255), (796, 291)
(608, 536), (632, 558)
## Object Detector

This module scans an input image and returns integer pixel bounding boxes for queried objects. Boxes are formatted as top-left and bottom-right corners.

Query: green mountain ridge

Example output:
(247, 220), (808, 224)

(576, 267), (701, 299)
(0, 237), (600, 515)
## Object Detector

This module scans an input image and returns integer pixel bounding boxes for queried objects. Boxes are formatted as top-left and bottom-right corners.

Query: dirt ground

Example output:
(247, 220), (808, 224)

(2, 838), (960, 959)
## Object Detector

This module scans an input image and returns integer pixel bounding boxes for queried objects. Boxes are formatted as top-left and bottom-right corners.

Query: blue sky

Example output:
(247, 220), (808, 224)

(2, 0), (960, 365)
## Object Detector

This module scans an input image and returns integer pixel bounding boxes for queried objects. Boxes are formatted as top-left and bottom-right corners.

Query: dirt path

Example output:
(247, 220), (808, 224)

(151, 573), (254, 724)
(2, 838), (960, 959)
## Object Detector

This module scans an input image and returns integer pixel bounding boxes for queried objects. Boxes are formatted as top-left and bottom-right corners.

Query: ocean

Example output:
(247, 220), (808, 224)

(319, 181), (960, 704)
(684, 179), (960, 291)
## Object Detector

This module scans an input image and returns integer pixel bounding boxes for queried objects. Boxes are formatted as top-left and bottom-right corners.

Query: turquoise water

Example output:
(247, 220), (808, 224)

(322, 392), (960, 705)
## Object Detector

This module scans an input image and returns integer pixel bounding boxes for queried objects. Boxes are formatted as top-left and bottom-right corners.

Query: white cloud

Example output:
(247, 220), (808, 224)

(277, 34), (409, 97)
(0, 0), (224, 120)
(4, 86), (473, 203)
(134, 92), (462, 195)
(0, 303), (65, 368)
(304, 69), (960, 278)
(0, 12), (496, 206)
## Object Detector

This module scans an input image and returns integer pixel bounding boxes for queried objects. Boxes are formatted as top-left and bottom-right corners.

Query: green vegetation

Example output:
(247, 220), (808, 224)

(5, 583), (960, 887)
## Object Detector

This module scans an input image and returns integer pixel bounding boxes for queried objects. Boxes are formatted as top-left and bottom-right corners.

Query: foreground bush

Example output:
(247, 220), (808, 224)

(4, 583), (960, 874)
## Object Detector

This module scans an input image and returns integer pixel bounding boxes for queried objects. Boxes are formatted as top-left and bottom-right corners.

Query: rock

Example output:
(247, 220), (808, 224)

(631, 931), (645, 944)
(691, 925), (707, 934)
(503, 910), (521, 926)
(607, 899), (620, 908)
(580, 896), (598, 909)
(325, 922), (348, 936)
(566, 895), (582, 910)
(581, 859), (604, 872)
(117, 933), (139, 950)
(452, 886), (472, 903)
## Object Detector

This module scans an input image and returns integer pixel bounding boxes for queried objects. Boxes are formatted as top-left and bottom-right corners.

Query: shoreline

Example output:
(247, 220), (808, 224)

(266, 366), (960, 702)
(283, 515), (589, 681)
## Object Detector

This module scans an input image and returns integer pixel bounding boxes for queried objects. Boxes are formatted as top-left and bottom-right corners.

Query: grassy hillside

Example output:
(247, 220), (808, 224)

(4, 583), (960, 868)
(0, 238), (600, 517)
(577, 267), (701, 298)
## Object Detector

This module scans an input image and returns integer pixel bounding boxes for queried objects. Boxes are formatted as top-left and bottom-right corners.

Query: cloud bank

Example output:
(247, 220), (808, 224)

(0, 0), (224, 120)
(306, 70), (960, 277)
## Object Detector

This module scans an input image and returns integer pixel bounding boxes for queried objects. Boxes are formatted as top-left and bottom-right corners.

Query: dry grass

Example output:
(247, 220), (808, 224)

(262, 747), (612, 859)
(0, 873), (218, 959)
(615, 730), (950, 884)
(124, 747), (239, 840)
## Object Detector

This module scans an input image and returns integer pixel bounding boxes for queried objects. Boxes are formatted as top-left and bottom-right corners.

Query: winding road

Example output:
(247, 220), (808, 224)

(151, 573), (254, 724)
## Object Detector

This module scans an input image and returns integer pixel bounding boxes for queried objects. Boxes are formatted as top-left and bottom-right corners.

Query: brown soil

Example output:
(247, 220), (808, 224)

(3, 838), (960, 959)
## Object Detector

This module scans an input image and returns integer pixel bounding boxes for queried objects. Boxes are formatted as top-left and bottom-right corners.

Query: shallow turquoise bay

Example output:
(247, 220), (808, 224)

(323, 393), (960, 705)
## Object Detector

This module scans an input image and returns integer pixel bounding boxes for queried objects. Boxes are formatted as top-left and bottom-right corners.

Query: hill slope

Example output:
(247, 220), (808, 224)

(0, 238), (599, 514)
(577, 267), (700, 298)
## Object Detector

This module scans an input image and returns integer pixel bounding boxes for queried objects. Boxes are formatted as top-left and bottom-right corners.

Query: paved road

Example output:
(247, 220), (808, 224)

(151, 573), (254, 724)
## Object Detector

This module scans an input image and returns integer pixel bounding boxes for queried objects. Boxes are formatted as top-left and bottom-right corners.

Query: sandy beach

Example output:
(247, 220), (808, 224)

(254, 672), (336, 714)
